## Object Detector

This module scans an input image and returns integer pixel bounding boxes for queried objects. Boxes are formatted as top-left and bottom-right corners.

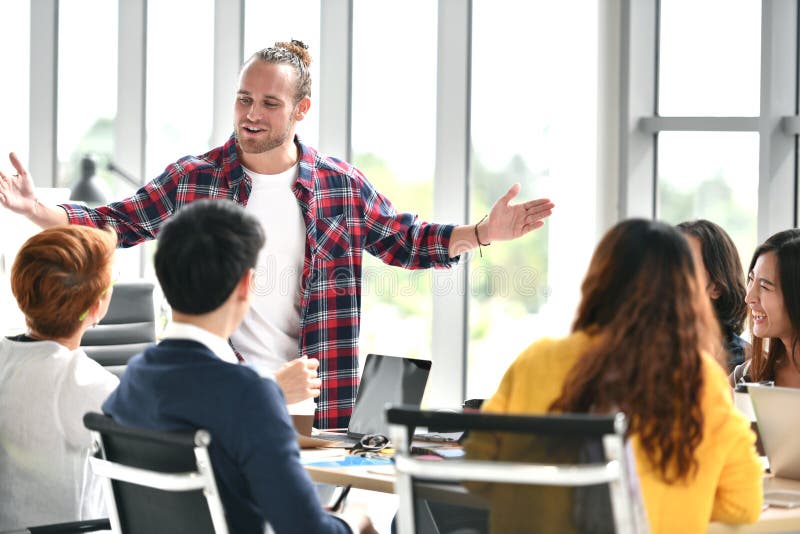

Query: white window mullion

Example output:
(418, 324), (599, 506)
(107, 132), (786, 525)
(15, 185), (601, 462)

(29, 0), (58, 187)
(597, 0), (622, 236)
(640, 117), (759, 132)
(759, 0), (797, 240)
(211, 0), (244, 148)
(115, 0), (146, 184)
(430, 0), (471, 407)
(319, 0), (352, 160)
(618, 0), (657, 220)
(115, 0), (147, 276)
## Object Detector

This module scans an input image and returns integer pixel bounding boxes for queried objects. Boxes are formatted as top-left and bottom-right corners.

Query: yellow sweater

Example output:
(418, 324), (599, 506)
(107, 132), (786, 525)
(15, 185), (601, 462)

(464, 331), (763, 534)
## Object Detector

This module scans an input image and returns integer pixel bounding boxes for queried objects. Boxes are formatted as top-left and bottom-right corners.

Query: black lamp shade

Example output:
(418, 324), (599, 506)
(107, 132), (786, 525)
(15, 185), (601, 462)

(70, 176), (109, 204)
(70, 156), (109, 204)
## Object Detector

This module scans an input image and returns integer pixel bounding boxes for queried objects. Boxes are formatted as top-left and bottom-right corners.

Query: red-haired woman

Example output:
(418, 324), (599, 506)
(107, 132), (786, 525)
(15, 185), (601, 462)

(465, 219), (762, 533)
(0, 226), (119, 529)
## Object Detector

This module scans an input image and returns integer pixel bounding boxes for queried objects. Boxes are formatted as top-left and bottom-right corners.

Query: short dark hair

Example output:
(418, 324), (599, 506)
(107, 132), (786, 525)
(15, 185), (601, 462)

(155, 200), (265, 314)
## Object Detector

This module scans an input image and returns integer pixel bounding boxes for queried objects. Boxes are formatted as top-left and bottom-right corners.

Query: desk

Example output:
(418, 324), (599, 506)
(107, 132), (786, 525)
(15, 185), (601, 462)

(303, 453), (395, 493)
(301, 450), (800, 532)
(708, 476), (800, 533)
(301, 449), (487, 508)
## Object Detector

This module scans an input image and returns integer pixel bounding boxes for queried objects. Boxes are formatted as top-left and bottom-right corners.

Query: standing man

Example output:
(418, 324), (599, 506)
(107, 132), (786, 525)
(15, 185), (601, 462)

(104, 199), (376, 533)
(0, 40), (554, 429)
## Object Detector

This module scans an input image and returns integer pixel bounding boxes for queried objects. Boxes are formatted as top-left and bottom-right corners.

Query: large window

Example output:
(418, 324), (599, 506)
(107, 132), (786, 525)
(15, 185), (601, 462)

(146, 0), (214, 179)
(658, 0), (761, 117)
(244, 0), (321, 148)
(656, 0), (761, 266)
(656, 132), (759, 267)
(467, 1), (599, 398)
(0, 1), (30, 166)
(352, 0), (438, 364)
(56, 0), (118, 191)
(0, 0), (30, 335)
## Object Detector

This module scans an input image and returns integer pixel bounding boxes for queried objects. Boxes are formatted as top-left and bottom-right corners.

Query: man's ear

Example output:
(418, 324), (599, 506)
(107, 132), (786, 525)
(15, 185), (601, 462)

(708, 282), (721, 300)
(236, 270), (253, 301)
(294, 96), (311, 121)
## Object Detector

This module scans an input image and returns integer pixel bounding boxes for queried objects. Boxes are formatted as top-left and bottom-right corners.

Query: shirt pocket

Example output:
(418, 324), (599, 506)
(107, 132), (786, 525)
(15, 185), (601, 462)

(315, 214), (351, 262)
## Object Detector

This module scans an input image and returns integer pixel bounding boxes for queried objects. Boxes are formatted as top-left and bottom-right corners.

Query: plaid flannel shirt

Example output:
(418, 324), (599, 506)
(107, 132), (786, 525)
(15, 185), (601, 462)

(61, 134), (457, 428)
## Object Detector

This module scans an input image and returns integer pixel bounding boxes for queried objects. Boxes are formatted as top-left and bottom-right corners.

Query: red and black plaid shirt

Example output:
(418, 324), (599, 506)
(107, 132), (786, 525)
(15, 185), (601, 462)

(61, 135), (457, 429)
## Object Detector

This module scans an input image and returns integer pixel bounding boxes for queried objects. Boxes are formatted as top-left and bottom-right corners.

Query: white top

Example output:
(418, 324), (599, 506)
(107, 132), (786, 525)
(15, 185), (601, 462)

(0, 336), (119, 529)
(230, 163), (306, 374)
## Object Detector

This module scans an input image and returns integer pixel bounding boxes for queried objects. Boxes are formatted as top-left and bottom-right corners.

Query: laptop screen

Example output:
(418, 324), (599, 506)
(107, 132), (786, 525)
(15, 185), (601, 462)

(347, 354), (432, 439)
(748, 384), (800, 480)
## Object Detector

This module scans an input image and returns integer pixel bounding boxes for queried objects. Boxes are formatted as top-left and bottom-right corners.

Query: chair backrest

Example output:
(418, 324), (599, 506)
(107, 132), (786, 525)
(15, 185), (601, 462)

(80, 281), (156, 376)
(83, 412), (228, 534)
(387, 406), (649, 534)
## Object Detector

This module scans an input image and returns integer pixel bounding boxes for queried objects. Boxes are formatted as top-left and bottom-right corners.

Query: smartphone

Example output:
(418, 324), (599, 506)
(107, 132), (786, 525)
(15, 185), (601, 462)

(764, 490), (800, 508)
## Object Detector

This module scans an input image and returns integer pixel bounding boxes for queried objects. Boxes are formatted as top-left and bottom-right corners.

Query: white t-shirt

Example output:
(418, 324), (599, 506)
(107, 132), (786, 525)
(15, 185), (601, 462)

(0, 336), (119, 529)
(230, 163), (306, 374)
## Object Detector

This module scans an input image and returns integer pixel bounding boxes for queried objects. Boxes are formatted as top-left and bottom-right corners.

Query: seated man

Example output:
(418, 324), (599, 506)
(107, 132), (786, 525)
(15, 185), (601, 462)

(102, 199), (374, 534)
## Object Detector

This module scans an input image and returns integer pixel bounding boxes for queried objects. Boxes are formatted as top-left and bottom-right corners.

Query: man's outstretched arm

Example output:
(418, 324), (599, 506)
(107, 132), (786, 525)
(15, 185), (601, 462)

(0, 152), (69, 228)
(448, 183), (554, 258)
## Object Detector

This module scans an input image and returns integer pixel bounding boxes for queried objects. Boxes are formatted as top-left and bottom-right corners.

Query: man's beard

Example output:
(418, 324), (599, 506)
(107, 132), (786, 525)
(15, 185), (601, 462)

(235, 119), (294, 154)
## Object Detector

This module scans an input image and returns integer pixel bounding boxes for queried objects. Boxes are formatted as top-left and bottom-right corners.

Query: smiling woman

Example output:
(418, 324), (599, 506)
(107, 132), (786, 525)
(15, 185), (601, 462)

(733, 229), (800, 388)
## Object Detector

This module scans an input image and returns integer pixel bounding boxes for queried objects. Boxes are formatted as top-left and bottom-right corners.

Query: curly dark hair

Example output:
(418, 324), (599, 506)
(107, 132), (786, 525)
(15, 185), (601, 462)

(245, 39), (312, 104)
(550, 219), (721, 482)
(747, 228), (800, 382)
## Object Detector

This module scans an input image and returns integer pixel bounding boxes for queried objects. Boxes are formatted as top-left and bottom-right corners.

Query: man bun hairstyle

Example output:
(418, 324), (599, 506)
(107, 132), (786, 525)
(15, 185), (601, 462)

(247, 39), (312, 103)
(154, 199), (265, 315)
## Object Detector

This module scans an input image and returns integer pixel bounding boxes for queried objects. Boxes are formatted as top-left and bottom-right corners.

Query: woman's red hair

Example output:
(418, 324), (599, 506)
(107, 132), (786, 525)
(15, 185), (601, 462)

(11, 225), (117, 339)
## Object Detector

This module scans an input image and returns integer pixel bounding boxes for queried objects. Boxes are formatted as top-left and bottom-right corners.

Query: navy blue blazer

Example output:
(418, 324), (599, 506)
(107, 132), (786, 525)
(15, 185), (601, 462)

(103, 340), (349, 534)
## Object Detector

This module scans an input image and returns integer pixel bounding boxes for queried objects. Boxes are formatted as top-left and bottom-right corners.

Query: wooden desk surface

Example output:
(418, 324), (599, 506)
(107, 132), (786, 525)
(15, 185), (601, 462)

(304, 459), (395, 493)
(301, 449), (487, 507)
(301, 450), (800, 532)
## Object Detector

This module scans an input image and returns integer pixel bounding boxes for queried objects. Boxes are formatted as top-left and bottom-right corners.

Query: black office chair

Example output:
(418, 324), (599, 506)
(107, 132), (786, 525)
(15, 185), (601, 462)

(387, 406), (648, 534)
(80, 281), (156, 377)
(83, 412), (228, 534)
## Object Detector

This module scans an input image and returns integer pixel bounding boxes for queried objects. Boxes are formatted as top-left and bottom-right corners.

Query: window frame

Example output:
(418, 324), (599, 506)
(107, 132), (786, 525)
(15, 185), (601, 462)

(619, 0), (798, 244)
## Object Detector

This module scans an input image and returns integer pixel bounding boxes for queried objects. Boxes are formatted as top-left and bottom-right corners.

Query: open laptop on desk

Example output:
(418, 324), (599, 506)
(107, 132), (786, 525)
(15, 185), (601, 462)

(309, 353), (432, 447)
(748, 384), (800, 480)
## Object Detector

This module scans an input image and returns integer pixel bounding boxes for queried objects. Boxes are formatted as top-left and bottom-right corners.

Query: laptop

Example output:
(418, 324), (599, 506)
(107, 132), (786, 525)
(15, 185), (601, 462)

(310, 353), (432, 446)
(748, 384), (800, 480)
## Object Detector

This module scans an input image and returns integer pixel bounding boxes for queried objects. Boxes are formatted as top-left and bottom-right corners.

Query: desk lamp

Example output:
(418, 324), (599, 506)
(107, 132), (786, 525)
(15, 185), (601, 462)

(70, 155), (141, 204)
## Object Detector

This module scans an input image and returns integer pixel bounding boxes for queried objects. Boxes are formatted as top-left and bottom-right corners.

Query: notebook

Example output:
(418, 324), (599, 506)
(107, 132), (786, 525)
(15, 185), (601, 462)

(310, 353), (432, 447)
(748, 384), (800, 480)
